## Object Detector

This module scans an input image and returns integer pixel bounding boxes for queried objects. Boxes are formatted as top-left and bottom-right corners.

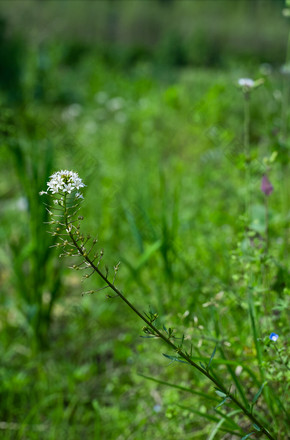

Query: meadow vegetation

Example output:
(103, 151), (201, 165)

(0, 1), (289, 439)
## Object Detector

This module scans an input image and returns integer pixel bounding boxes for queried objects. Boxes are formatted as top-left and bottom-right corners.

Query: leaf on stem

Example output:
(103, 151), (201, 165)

(253, 424), (261, 431)
(207, 344), (217, 371)
(162, 326), (174, 338)
(140, 335), (157, 339)
(252, 381), (267, 405)
(215, 389), (227, 398)
(163, 353), (190, 365)
(241, 432), (255, 440)
(215, 396), (231, 410)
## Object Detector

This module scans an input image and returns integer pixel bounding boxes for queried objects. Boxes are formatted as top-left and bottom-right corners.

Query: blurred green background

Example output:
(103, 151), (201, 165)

(0, 1), (289, 439)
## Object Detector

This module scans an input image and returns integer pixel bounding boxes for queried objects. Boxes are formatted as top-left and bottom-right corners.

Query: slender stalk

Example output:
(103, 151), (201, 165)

(244, 92), (250, 216)
(265, 195), (269, 254)
(282, 28), (290, 142)
(243, 90), (260, 374)
(248, 287), (264, 380)
(281, 29), (290, 262)
(281, 76), (289, 142)
(62, 201), (276, 440)
(243, 90), (271, 416)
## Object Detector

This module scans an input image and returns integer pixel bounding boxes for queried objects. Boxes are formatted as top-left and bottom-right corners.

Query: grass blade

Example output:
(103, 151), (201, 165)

(138, 374), (219, 402)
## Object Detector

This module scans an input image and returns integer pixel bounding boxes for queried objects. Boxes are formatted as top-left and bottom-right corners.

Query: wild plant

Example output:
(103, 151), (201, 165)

(41, 160), (288, 439)
(1, 112), (63, 348)
(37, 5), (290, 435)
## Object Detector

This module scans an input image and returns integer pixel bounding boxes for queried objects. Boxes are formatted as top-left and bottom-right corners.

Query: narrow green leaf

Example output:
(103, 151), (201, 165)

(156, 403), (243, 438)
(140, 335), (156, 339)
(208, 409), (243, 440)
(214, 409), (243, 432)
(177, 405), (220, 423)
(181, 333), (185, 346)
(189, 355), (259, 385)
(207, 344), (217, 371)
(241, 432), (255, 440)
(215, 390), (227, 398)
(207, 415), (228, 440)
(252, 381), (267, 404)
(139, 374), (219, 402)
(253, 424), (261, 431)
(215, 397), (230, 409)
(163, 353), (189, 365)
(121, 239), (161, 272)
(135, 240), (162, 270)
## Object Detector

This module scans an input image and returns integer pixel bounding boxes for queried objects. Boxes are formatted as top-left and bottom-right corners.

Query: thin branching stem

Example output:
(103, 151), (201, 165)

(60, 198), (276, 440)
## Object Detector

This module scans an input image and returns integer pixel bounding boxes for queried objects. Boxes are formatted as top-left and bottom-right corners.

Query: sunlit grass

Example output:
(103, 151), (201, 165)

(0, 4), (289, 437)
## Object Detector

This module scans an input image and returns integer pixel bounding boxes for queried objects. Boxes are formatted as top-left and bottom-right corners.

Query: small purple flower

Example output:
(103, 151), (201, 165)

(261, 175), (274, 196)
(269, 332), (279, 342)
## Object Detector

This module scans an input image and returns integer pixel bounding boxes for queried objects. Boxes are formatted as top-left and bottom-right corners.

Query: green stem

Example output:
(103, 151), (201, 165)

(63, 210), (276, 440)
(265, 195), (269, 254)
(281, 77), (289, 142)
(242, 88), (273, 422)
(244, 92), (251, 217)
(248, 288), (263, 377)
(282, 28), (290, 141)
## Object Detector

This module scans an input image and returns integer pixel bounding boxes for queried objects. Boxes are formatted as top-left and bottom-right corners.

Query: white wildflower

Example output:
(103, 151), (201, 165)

(281, 64), (290, 75)
(16, 197), (28, 211)
(61, 103), (82, 121)
(45, 170), (85, 195)
(238, 78), (255, 88)
(107, 97), (124, 112)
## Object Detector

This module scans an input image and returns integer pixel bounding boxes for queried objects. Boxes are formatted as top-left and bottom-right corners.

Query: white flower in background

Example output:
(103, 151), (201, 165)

(238, 78), (255, 88)
(107, 97), (125, 112)
(280, 64), (290, 75)
(273, 90), (282, 101)
(43, 170), (85, 195)
(16, 197), (28, 212)
(61, 103), (82, 121)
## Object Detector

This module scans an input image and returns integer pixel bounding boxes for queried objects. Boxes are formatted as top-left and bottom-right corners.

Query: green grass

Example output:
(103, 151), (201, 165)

(0, 7), (289, 438)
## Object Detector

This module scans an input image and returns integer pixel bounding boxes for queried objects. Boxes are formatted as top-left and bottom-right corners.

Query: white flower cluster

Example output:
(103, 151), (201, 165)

(238, 78), (255, 88)
(40, 170), (85, 195)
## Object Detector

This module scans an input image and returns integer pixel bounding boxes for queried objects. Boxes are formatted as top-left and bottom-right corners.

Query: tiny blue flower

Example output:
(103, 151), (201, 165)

(269, 333), (279, 342)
